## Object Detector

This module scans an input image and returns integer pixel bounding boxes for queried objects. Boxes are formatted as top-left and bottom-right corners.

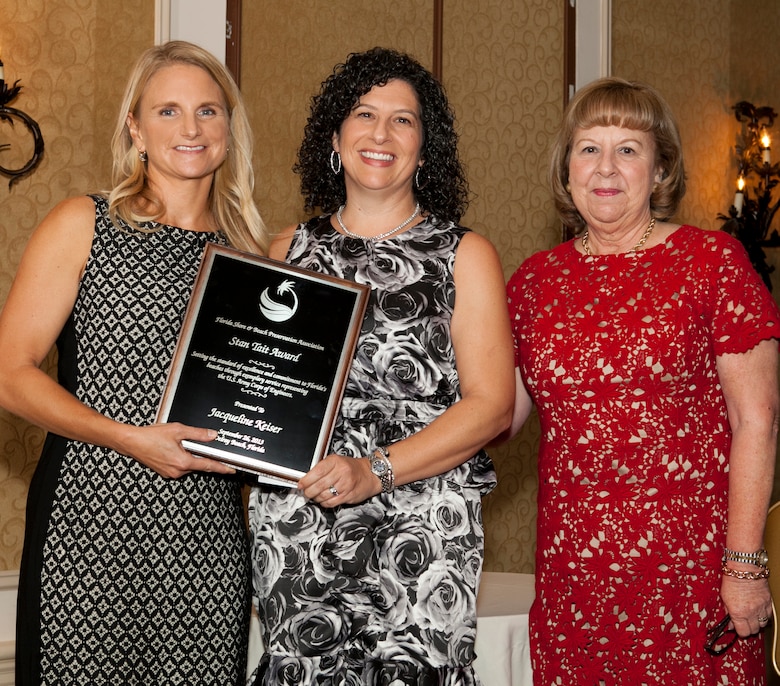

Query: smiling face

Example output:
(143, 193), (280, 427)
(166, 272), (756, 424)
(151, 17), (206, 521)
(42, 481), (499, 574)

(332, 78), (423, 200)
(568, 125), (662, 235)
(127, 63), (230, 187)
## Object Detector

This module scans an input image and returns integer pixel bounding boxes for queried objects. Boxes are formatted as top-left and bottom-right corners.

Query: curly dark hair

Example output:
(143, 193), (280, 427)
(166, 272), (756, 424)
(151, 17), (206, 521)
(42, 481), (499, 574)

(294, 47), (469, 223)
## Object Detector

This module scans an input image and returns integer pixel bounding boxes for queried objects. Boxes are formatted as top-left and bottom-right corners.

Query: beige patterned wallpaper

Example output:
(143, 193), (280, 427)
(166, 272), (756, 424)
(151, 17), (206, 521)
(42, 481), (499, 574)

(612, 0), (780, 508)
(613, 0), (733, 232)
(729, 0), (780, 107)
(442, 1), (563, 572)
(728, 0), (780, 355)
(243, 0), (434, 233)
(0, 1), (778, 573)
(0, 0), (153, 570)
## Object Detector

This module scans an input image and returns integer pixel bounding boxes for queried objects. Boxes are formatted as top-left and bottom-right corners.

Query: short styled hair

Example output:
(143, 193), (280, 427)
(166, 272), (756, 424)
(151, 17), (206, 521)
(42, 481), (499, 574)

(549, 76), (686, 233)
(294, 47), (469, 224)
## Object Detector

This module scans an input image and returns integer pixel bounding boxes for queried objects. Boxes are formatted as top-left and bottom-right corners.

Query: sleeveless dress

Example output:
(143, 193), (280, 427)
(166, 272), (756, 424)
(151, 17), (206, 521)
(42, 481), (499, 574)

(248, 214), (496, 686)
(16, 195), (251, 686)
(507, 225), (780, 685)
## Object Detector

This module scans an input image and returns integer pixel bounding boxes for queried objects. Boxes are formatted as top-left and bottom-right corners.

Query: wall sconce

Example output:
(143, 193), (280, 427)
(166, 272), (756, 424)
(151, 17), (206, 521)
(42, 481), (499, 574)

(0, 56), (45, 188)
(719, 100), (779, 290)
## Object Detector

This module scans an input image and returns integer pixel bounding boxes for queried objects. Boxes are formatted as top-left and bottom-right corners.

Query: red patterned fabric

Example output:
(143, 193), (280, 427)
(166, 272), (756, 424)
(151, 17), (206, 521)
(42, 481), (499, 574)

(507, 225), (780, 685)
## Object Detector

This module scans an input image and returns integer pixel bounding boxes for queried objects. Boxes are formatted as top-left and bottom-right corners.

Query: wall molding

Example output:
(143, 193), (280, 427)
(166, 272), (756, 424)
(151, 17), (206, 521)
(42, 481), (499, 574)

(565, 0), (612, 103)
(0, 570), (19, 685)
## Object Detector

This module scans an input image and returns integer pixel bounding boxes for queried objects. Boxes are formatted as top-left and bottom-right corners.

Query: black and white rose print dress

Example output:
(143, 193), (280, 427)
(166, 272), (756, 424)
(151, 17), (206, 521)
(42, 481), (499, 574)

(248, 214), (496, 686)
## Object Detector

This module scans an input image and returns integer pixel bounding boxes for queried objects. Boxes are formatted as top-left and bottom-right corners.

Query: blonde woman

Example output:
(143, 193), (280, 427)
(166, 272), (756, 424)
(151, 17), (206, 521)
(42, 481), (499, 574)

(0, 41), (267, 685)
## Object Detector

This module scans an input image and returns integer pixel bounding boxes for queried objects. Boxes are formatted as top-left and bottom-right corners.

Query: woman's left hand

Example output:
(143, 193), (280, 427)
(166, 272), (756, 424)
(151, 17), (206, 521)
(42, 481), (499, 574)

(297, 453), (380, 507)
(717, 339), (778, 638)
(720, 574), (773, 637)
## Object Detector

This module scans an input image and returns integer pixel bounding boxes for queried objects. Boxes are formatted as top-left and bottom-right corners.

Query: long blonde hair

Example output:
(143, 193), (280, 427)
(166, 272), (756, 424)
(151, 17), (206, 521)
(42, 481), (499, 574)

(108, 41), (268, 255)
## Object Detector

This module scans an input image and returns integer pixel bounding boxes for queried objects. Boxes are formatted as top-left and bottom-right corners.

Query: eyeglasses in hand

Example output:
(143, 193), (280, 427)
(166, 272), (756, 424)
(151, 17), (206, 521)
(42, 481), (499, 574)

(704, 614), (738, 656)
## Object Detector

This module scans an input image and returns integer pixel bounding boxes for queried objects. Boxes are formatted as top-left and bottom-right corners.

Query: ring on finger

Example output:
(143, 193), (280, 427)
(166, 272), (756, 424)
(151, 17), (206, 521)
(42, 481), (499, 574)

(758, 615), (769, 623)
(329, 485), (339, 497)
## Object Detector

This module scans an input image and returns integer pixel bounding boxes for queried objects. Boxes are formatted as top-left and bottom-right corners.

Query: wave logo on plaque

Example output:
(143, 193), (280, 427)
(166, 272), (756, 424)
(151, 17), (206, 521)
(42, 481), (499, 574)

(259, 279), (299, 322)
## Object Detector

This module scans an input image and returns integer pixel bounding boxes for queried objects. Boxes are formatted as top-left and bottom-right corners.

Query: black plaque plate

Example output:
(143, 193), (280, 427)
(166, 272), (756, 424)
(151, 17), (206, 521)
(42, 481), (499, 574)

(156, 243), (369, 486)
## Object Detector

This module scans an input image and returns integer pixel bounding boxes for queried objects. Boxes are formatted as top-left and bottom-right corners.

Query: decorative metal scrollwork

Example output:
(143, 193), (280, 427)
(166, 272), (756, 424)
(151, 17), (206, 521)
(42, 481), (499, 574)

(0, 79), (45, 188)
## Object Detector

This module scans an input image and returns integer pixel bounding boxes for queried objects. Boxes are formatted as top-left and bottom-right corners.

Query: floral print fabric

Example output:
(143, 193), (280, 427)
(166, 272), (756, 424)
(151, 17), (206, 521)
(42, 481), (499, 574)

(249, 215), (496, 686)
(507, 225), (780, 685)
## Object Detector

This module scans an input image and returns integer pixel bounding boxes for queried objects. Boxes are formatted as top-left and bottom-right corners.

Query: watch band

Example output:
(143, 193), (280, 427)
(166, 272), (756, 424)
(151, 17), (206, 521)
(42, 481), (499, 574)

(722, 547), (769, 568)
(370, 446), (395, 493)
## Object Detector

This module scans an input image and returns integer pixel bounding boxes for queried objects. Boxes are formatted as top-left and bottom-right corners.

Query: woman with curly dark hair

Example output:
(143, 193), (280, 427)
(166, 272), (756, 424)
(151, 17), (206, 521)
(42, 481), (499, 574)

(248, 47), (514, 685)
(294, 46), (469, 223)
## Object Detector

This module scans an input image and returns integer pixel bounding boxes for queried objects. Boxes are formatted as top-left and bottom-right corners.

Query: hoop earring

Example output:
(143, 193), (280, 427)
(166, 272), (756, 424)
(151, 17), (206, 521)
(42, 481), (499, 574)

(139, 150), (148, 163)
(329, 150), (342, 175)
(414, 166), (428, 190)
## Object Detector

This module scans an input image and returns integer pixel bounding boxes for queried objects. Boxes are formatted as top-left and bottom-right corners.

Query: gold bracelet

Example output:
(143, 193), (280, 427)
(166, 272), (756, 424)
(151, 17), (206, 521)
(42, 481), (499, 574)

(721, 563), (770, 580)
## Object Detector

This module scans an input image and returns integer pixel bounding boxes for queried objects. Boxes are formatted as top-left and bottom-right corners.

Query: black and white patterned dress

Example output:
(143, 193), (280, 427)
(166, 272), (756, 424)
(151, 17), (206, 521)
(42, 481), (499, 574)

(248, 214), (496, 686)
(16, 195), (250, 686)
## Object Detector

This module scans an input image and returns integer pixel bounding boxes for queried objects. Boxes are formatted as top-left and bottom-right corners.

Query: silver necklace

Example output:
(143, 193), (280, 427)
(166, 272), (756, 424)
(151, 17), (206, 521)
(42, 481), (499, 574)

(336, 203), (421, 241)
(582, 217), (656, 256)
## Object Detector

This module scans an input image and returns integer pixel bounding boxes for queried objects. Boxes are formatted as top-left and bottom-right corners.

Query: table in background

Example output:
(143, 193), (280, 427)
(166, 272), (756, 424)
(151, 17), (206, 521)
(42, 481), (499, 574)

(474, 572), (535, 686)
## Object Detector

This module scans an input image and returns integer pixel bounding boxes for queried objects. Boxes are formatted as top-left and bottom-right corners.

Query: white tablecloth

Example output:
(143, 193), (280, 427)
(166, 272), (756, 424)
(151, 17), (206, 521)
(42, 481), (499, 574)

(247, 571), (536, 684)
(474, 572), (535, 686)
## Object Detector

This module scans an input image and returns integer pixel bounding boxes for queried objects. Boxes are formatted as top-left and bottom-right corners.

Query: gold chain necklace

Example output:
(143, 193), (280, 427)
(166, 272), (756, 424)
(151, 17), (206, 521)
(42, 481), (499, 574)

(581, 217), (656, 256)
(336, 203), (420, 242)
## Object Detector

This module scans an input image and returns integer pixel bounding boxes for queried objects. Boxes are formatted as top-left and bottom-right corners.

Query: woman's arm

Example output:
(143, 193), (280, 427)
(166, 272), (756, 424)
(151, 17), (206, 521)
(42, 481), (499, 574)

(299, 230), (516, 504)
(491, 367), (534, 445)
(716, 338), (778, 637)
(0, 196), (234, 478)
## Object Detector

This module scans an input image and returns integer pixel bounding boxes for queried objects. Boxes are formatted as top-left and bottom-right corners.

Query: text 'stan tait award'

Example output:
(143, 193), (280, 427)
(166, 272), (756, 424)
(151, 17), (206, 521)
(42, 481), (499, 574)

(156, 244), (370, 486)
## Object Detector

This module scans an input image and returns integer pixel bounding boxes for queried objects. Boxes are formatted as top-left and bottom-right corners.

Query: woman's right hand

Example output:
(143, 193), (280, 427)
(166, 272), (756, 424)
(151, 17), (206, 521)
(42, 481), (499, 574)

(0, 197), (232, 481)
(116, 422), (236, 479)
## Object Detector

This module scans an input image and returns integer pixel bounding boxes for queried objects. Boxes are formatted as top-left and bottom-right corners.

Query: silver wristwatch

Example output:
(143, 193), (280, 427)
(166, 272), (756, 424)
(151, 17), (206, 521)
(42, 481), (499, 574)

(722, 547), (769, 568)
(369, 446), (394, 493)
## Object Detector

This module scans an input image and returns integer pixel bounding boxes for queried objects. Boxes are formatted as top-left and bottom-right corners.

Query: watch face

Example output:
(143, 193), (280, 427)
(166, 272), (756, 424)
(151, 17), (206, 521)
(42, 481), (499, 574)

(372, 459), (387, 476)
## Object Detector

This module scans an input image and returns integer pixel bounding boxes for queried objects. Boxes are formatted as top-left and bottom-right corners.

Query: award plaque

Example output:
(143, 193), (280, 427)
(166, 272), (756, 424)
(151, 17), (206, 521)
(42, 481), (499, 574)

(156, 243), (370, 486)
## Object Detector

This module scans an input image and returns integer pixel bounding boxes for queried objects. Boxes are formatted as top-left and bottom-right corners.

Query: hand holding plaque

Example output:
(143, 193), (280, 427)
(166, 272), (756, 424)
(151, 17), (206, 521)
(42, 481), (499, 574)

(156, 244), (369, 486)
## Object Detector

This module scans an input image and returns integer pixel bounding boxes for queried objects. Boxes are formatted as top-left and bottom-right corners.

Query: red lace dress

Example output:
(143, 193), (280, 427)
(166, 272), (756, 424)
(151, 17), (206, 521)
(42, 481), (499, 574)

(507, 225), (780, 685)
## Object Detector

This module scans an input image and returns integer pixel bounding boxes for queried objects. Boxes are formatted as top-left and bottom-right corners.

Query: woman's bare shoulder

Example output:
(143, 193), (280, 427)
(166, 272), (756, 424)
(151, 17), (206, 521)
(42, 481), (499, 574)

(35, 195), (97, 241)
